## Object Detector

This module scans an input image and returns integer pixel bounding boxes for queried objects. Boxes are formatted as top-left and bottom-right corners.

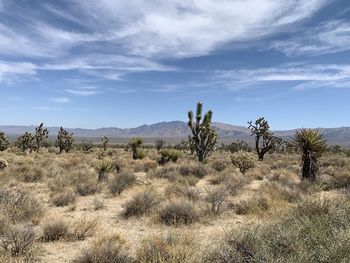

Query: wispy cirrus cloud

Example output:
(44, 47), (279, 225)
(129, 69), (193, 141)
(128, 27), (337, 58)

(270, 20), (350, 56)
(65, 86), (99, 96)
(212, 63), (350, 91)
(50, 97), (70, 103)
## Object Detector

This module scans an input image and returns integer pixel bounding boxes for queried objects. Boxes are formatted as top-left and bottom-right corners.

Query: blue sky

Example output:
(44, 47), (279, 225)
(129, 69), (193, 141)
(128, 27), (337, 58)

(1, 0), (350, 129)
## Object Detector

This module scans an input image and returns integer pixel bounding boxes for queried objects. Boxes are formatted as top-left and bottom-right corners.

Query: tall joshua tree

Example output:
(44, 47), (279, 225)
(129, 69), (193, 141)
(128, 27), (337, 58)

(102, 136), (109, 151)
(55, 127), (74, 153)
(292, 128), (327, 181)
(128, 137), (145, 160)
(248, 117), (281, 161)
(34, 123), (49, 152)
(188, 102), (217, 162)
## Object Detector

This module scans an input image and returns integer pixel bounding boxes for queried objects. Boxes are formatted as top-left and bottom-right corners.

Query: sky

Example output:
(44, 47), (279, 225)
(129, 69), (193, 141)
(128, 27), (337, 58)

(1, 0), (350, 129)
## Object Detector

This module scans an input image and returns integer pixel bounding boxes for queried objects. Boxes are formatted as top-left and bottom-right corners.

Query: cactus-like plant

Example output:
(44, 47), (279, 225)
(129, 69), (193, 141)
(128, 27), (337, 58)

(0, 131), (10, 151)
(0, 159), (8, 170)
(188, 102), (217, 162)
(231, 150), (257, 174)
(248, 117), (282, 161)
(292, 128), (327, 181)
(34, 123), (49, 152)
(98, 160), (114, 181)
(15, 132), (36, 152)
(128, 137), (145, 160)
(55, 127), (74, 153)
(158, 149), (181, 165)
(154, 138), (166, 152)
(102, 136), (109, 151)
(82, 140), (93, 152)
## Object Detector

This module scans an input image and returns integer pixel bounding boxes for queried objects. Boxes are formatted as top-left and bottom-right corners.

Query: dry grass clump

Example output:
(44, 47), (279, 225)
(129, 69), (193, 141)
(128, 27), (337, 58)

(42, 219), (69, 242)
(211, 160), (229, 172)
(122, 189), (161, 218)
(76, 179), (99, 196)
(205, 196), (350, 263)
(72, 219), (97, 241)
(108, 172), (137, 195)
(51, 189), (76, 206)
(179, 162), (211, 178)
(72, 234), (133, 263)
(0, 188), (44, 224)
(232, 195), (270, 215)
(158, 200), (199, 225)
(91, 197), (105, 211)
(14, 161), (45, 183)
(208, 171), (251, 196)
(136, 233), (198, 263)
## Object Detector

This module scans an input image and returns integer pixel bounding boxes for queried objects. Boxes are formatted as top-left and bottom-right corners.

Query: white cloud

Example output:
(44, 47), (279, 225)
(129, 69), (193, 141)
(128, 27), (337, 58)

(270, 20), (350, 56)
(32, 106), (62, 111)
(0, 60), (37, 83)
(77, 0), (329, 58)
(65, 87), (99, 96)
(212, 64), (350, 90)
(50, 97), (70, 103)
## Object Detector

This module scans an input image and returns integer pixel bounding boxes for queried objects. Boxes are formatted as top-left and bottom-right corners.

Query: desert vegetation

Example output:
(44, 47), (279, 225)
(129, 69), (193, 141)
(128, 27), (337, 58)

(1, 109), (350, 262)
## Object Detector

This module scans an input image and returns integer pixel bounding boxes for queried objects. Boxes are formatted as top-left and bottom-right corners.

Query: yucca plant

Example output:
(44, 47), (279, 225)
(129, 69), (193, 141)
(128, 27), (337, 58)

(98, 160), (114, 181)
(292, 129), (327, 181)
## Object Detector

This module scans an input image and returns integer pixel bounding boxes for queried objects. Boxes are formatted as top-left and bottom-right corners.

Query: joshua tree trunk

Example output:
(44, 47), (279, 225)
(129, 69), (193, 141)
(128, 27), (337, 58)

(302, 150), (319, 181)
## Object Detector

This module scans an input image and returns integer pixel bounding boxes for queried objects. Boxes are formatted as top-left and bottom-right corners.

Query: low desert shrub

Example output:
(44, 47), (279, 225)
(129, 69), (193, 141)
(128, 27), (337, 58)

(109, 172), (136, 195)
(76, 179), (99, 196)
(136, 234), (197, 263)
(42, 219), (69, 242)
(158, 200), (199, 225)
(51, 190), (76, 206)
(91, 197), (105, 211)
(232, 196), (269, 215)
(72, 219), (97, 241)
(211, 160), (228, 172)
(0, 188), (44, 224)
(72, 235), (133, 263)
(122, 189), (160, 218)
(179, 163), (210, 178)
(205, 187), (228, 215)
(158, 149), (181, 165)
(0, 224), (36, 256)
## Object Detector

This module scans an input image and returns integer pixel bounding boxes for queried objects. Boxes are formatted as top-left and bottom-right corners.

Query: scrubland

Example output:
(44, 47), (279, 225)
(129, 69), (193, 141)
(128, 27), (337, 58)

(1, 147), (350, 262)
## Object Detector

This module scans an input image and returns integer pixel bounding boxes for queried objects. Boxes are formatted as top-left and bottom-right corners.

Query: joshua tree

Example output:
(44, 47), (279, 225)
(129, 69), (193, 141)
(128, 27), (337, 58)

(34, 123), (49, 152)
(0, 131), (10, 151)
(98, 160), (114, 181)
(55, 127), (74, 153)
(248, 117), (282, 161)
(128, 137), (146, 160)
(154, 138), (166, 152)
(15, 132), (36, 152)
(81, 140), (93, 152)
(292, 128), (327, 181)
(102, 136), (109, 151)
(188, 102), (217, 162)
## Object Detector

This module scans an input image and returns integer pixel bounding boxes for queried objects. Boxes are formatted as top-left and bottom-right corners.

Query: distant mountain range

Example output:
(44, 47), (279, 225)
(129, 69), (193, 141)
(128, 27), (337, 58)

(1, 121), (350, 146)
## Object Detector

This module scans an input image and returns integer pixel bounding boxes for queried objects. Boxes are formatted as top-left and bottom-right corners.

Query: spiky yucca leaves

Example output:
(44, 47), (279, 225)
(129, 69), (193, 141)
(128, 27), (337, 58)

(55, 127), (74, 154)
(98, 160), (114, 181)
(0, 131), (10, 151)
(128, 137), (144, 160)
(102, 136), (109, 151)
(15, 132), (36, 152)
(34, 123), (49, 152)
(188, 102), (217, 162)
(293, 129), (327, 181)
(248, 117), (282, 161)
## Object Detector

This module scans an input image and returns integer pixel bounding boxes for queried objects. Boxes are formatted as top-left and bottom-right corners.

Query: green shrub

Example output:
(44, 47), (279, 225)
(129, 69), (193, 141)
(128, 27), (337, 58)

(158, 149), (181, 165)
